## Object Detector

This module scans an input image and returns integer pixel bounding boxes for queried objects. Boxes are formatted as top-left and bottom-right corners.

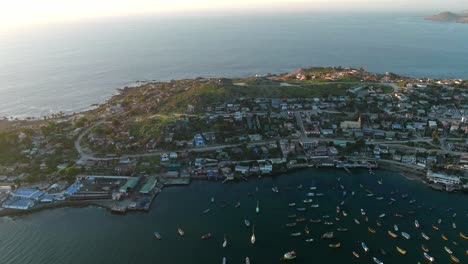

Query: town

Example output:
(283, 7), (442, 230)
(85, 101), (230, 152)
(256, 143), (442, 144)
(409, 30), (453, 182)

(0, 66), (467, 214)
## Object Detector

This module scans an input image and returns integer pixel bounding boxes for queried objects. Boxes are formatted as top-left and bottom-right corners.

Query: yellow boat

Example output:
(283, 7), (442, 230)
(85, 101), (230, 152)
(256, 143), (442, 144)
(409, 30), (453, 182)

(368, 227), (376, 234)
(396, 246), (407, 255)
(421, 244), (429, 253)
(388, 230), (398, 238)
(432, 225), (439, 231)
(460, 232), (468, 240)
(450, 255), (460, 263)
(441, 234), (448, 241)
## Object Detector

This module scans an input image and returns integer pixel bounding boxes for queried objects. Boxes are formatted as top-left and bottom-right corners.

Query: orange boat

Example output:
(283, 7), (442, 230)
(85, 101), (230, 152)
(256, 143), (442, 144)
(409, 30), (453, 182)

(368, 227), (376, 234)
(460, 232), (468, 240)
(388, 230), (398, 238)
(441, 234), (448, 241)
(450, 255), (460, 263)
(432, 225), (439, 231)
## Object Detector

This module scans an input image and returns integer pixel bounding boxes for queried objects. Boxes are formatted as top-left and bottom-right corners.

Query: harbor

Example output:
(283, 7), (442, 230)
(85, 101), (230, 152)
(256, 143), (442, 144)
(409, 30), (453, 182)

(0, 168), (466, 264)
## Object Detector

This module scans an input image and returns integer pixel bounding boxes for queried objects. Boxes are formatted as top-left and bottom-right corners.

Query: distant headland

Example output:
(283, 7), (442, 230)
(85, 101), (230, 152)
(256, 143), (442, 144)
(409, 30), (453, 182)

(425, 11), (468, 24)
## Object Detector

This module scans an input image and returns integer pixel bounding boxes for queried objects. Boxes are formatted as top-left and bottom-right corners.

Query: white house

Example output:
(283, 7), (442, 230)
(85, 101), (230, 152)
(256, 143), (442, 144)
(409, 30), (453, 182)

(427, 171), (460, 186)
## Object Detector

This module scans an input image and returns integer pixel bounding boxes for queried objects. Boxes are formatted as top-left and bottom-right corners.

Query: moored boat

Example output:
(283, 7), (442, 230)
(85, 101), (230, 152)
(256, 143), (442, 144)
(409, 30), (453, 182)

(222, 257), (226, 264)
(154, 232), (162, 240)
(368, 227), (376, 234)
(303, 199), (313, 203)
(235, 202), (241, 208)
(373, 257), (383, 264)
(362, 242), (369, 252)
(460, 232), (468, 240)
(304, 225), (310, 235)
(251, 225), (255, 244)
(310, 219), (321, 223)
(256, 201), (260, 213)
(337, 228), (348, 232)
(297, 207), (306, 211)
(450, 255), (460, 263)
(178, 228), (185, 236)
(361, 209), (366, 215)
(424, 252), (434, 262)
(321, 232), (334, 239)
(432, 224), (439, 231)
(244, 219), (251, 227)
(445, 246), (453, 254)
(245, 257), (250, 264)
(387, 230), (398, 238)
(329, 242), (341, 248)
(402, 232), (411, 239)
(296, 217), (306, 222)
(288, 214), (297, 218)
(379, 213), (386, 218)
(286, 222), (297, 227)
(415, 220), (420, 228)
(272, 187), (279, 193)
(394, 224), (399, 231)
(421, 244), (429, 253)
(305, 238), (314, 243)
(396, 246), (407, 255)
(422, 232), (430, 240)
(342, 211), (347, 217)
(288, 202), (296, 207)
(203, 208), (211, 214)
(354, 219), (360, 224)
(281, 251), (296, 261)
(452, 223), (456, 229)
(290, 232), (301, 237)
(201, 233), (212, 240)
(310, 204), (319, 208)
(222, 235), (227, 248)
(306, 192), (315, 197)
(353, 251), (360, 258)
(441, 234), (448, 241)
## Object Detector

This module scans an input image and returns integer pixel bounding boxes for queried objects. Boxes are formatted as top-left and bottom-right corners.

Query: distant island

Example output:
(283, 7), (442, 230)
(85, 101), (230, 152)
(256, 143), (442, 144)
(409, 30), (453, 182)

(425, 11), (468, 24)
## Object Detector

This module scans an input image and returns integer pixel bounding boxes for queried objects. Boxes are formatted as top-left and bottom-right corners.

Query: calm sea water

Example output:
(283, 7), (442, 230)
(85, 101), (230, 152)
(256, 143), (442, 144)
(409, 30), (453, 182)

(0, 169), (467, 264)
(0, 12), (468, 118)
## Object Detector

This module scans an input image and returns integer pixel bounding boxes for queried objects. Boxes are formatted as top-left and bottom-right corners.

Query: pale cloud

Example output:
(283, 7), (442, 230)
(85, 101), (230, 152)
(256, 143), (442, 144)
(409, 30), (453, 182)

(1, 0), (466, 30)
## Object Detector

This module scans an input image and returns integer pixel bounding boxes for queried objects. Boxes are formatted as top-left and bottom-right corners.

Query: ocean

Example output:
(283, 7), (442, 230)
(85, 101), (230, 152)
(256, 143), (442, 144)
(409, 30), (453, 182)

(0, 169), (467, 264)
(0, 12), (468, 118)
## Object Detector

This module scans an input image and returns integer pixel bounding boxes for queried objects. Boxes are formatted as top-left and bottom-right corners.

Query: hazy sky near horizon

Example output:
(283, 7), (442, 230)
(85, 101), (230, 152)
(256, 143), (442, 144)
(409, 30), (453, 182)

(1, 0), (466, 30)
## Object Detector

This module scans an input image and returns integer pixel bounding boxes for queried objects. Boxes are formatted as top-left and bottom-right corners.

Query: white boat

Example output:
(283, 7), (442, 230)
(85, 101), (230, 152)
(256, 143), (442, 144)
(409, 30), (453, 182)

(361, 209), (366, 215)
(376, 197), (384, 200)
(415, 220), (420, 228)
(211, 197), (214, 203)
(178, 228), (185, 236)
(306, 192), (315, 197)
(222, 235), (227, 248)
(245, 257), (250, 264)
(394, 225), (399, 231)
(342, 211), (347, 217)
(272, 187), (279, 193)
(203, 208), (211, 214)
(424, 252), (434, 262)
(256, 201), (259, 213)
(303, 199), (313, 203)
(354, 218), (360, 224)
(251, 225), (256, 244)
(153, 232), (162, 240)
(379, 213), (386, 218)
(288, 202), (296, 206)
(373, 257), (383, 264)
(305, 238), (314, 243)
(402, 232), (411, 239)
(452, 223), (457, 229)
(222, 257), (226, 264)
(290, 232), (301, 237)
(378, 179), (383, 185)
(244, 219), (250, 227)
(235, 202), (241, 208)
(310, 186), (317, 190)
(362, 242), (369, 252)
(282, 251), (296, 260)
(316, 193), (324, 196)
(422, 232), (430, 240)
(310, 204), (319, 208)
(297, 207), (306, 211)
(445, 246), (453, 254)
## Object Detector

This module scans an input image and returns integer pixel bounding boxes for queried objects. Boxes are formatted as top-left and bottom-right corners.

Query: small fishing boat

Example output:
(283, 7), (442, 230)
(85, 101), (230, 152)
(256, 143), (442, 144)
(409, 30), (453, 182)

(310, 204), (319, 208)
(203, 208), (211, 214)
(310, 219), (321, 223)
(286, 223), (297, 227)
(441, 234), (448, 241)
(324, 221), (334, 225)
(297, 207), (306, 211)
(340, 200), (345, 205)
(367, 193), (374, 197)
(387, 230), (398, 238)
(424, 252), (434, 262)
(329, 242), (341, 248)
(251, 225), (256, 244)
(452, 213), (457, 218)
(365, 216), (369, 222)
(178, 228), (185, 236)
(304, 225), (310, 235)
(376, 197), (384, 200)
(296, 218), (306, 222)
(306, 192), (315, 197)
(452, 223), (456, 229)
(368, 227), (376, 234)
(395, 213), (403, 217)
(394, 225), (399, 231)
(310, 186), (317, 190)
(422, 232), (430, 240)
(373, 257), (383, 264)
(336, 206), (340, 214)
(361, 209), (366, 216)
(316, 193), (324, 196)
(378, 179), (383, 185)
(337, 228), (348, 232)
(305, 238), (314, 243)
(272, 187), (279, 193)
(414, 220), (420, 228)
(154, 232), (162, 240)
(297, 184), (303, 189)
(256, 201), (260, 213)
(211, 197), (214, 203)
(288, 214), (297, 218)
(321, 232), (334, 239)
(409, 199), (416, 204)
(245, 257), (250, 264)
(450, 255), (460, 263)
(437, 218), (442, 224)
(362, 242), (369, 252)
(380, 249), (386, 255)
(235, 202), (241, 208)
(342, 211), (347, 217)
(379, 214), (386, 218)
(222, 257), (226, 264)
(290, 232), (301, 237)
(354, 219), (360, 225)
(222, 235), (227, 248)
(281, 251), (296, 260)
(376, 221), (382, 227)
(402, 232), (410, 239)
(421, 244), (429, 253)
(201, 233), (212, 240)
(460, 232), (468, 240)
(303, 199), (312, 203)
(432, 225), (439, 231)
(244, 219), (251, 227)
(396, 246), (407, 255)
(445, 246), (453, 254)
(353, 251), (360, 258)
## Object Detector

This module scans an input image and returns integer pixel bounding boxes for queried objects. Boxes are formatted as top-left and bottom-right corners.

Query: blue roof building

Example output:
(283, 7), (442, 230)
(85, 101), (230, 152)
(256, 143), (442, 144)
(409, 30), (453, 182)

(12, 188), (44, 201)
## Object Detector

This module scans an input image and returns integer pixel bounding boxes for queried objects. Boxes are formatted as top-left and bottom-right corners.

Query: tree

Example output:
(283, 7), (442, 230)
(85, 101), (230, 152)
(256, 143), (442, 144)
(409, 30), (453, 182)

(432, 130), (440, 144)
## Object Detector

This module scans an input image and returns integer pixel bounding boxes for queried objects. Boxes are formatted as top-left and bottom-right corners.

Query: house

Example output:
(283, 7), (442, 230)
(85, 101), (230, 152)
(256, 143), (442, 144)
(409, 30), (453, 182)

(169, 152), (178, 159)
(299, 138), (317, 150)
(259, 163), (273, 173)
(426, 171), (460, 186)
(194, 134), (205, 146)
(235, 165), (250, 174)
(340, 117), (361, 129)
(161, 153), (169, 162)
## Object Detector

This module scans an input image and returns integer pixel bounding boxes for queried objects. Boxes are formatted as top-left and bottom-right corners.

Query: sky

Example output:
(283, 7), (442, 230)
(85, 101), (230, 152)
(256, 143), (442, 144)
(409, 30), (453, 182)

(1, 0), (466, 31)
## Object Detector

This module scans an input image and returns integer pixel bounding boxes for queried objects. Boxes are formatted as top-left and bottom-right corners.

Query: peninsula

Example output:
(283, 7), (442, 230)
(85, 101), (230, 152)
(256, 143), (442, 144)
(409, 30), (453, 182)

(0, 66), (467, 215)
